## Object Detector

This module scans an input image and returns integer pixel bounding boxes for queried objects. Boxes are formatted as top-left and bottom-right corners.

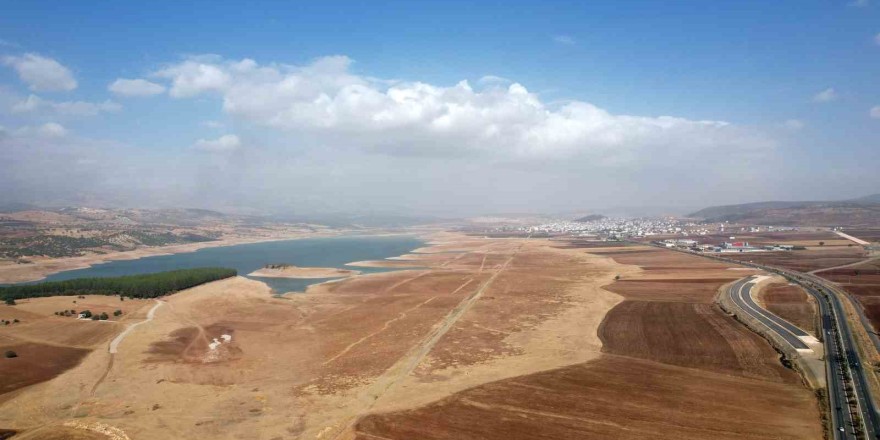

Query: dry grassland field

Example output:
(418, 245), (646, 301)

(0, 296), (153, 400)
(0, 234), (823, 440)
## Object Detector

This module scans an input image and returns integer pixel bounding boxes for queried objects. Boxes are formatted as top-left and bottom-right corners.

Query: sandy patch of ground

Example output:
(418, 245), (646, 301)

(249, 265), (360, 279)
(368, 240), (634, 414)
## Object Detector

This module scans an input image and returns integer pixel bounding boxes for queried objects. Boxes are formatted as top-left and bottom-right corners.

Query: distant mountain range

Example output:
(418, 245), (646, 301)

(689, 194), (880, 226)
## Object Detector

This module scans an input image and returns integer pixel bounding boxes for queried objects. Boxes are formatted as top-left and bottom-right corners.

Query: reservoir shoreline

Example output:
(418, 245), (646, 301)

(0, 231), (420, 285)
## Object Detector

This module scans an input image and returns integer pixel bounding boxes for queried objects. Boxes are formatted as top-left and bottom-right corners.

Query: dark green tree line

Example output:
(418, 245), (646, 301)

(0, 267), (236, 302)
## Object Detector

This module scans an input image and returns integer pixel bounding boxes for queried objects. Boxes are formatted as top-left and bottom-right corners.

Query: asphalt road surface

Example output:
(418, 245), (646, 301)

(727, 277), (810, 350)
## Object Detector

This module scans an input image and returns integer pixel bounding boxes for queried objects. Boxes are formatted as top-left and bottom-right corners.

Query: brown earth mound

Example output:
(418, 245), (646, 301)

(146, 324), (239, 364)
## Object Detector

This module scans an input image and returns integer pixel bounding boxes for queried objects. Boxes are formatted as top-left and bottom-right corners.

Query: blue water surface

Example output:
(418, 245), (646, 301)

(27, 235), (424, 294)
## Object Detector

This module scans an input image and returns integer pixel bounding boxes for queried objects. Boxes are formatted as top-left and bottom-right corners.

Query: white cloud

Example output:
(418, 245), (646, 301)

(2, 53), (77, 91)
(193, 134), (241, 153)
(108, 78), (166, 97)
(154, 60), (233, 97)
(478, 75), (511, 85)
(553, 35), (576, 45)
(812, 88), (838, 103)
(153, 55), (773, 165)
(782, 119), (805, 130)
(38, 122), (67, 137)
(201, 120), (224, 128)
(10, 122), (68, 138)
(870, 106), (880, 119)
(11, 94), (121, 116)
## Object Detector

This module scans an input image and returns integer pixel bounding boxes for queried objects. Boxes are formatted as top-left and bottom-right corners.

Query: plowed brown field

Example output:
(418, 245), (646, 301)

(599, 301), (795, 381)
(724, 248), (866, 272)
(759, 282), (817, 335)
(0, 343), (89, 395)
(355, 355), (820, 440)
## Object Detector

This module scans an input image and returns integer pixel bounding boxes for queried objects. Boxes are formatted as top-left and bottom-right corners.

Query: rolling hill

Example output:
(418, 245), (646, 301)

(689, 194), (880, 226)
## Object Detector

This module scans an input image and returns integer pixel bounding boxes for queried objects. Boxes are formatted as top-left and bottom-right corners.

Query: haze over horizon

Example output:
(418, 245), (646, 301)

(2, 1), (879, 216)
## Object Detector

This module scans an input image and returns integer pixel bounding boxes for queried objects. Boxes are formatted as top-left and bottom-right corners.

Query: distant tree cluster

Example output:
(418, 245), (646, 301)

(0, 267), (236, 302)
(265, 264), (292, 269)
(0, 230), (218, 259)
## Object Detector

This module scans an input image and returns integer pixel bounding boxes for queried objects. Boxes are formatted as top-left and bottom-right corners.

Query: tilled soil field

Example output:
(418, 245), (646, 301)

(0, 342), (89, 395)
(724, 248), (867, 272)
(599, 300), (796, 381)
(355, 355), (820, 440)
(759, 282), (817, 335)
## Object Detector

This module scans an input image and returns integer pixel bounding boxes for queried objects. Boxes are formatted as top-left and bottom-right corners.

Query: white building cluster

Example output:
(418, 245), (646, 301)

(503, 217), (717, 239)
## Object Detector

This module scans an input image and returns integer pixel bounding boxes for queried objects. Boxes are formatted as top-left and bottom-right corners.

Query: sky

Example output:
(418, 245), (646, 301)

(0, 0), (878, 217)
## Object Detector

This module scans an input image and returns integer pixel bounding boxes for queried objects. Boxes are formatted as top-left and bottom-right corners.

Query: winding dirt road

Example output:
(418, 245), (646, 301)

(109, 300), (164, 354)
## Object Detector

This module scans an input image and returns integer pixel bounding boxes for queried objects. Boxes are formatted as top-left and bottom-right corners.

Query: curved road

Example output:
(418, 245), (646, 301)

(88, 299), (165, 398)
(727, 276), (810, 350)
(109, 299), (164, 354)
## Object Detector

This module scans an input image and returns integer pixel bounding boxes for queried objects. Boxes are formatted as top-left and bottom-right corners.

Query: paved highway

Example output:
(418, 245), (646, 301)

(806, 282), (864, 440)
(815, 280), (880, 439)
(727, 276), (809, 350)
(644, 242), (879, 439)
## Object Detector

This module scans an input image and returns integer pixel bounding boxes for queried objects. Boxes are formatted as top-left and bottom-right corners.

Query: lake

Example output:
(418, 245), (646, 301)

(31, 235), (424, 293)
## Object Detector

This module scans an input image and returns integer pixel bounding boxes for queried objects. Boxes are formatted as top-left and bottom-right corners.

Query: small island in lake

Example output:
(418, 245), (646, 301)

(248, 264), (360, 279)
